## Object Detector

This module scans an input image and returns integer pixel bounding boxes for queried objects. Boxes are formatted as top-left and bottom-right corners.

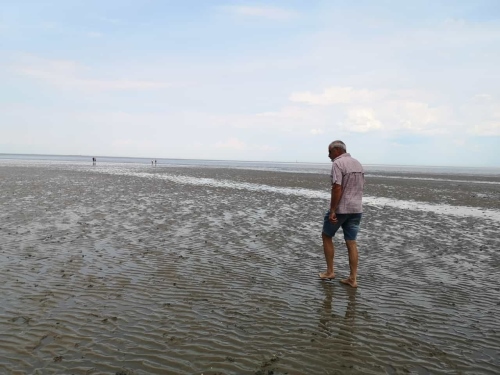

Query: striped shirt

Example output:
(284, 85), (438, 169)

(331, 153), (364, 213)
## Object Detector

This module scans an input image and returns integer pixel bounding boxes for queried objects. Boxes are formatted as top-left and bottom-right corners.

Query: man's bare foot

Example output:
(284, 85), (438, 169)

(340, 278), (358, 288)
(319, 272), (335, 280)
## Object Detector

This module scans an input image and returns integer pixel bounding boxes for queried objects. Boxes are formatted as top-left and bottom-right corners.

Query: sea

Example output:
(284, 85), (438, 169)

(1, 153), (499, 177)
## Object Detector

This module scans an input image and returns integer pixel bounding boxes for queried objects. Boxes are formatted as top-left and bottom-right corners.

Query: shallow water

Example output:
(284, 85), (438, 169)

(85, 166), (500, 222)
(1, 163), (499, 374)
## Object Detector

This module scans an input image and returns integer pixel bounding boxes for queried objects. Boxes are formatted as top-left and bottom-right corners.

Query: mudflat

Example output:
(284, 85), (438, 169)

(1, 163), (499, 374)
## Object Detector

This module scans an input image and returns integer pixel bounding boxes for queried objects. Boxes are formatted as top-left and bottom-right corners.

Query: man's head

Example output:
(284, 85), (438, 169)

(328, 140), (346, 161)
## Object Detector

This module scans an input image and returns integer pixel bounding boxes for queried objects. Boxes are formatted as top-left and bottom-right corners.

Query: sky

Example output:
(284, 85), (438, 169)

(1, 0), (500, 166)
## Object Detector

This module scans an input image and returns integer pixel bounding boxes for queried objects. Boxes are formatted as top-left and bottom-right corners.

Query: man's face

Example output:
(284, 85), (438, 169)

(328, 147), (337, 161)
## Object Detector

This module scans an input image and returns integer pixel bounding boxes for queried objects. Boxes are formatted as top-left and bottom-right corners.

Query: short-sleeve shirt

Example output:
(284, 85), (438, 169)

(331, 153), (364, 213)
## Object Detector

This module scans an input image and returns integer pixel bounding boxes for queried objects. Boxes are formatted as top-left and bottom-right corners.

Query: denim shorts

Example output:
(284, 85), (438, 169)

(322, 211), (362, 240)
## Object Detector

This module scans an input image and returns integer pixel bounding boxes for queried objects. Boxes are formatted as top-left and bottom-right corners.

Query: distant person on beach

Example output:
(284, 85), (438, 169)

(92, 157), (96, 165)
(319, 140), (364, 288)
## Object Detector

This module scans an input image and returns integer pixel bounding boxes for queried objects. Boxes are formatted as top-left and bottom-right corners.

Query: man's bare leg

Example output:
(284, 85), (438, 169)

(319, 232), (335, 279)
(340, 240), (358, 287)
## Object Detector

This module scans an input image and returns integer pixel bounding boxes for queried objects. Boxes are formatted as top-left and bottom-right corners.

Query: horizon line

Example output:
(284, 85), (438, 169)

(0, 152), (498, 169)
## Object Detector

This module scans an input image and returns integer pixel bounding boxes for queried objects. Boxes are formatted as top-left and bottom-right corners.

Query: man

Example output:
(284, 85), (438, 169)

(319, 140), (364, 288)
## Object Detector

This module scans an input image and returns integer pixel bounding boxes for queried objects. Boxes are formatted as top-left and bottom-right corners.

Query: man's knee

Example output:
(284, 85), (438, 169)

(322, 232), (332, 240)
(345, 240), (357, 250)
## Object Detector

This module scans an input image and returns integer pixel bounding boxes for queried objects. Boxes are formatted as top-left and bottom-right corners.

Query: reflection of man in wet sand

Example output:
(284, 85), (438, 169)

(319, 140), (364, 288)
(318, 283), (357, 342)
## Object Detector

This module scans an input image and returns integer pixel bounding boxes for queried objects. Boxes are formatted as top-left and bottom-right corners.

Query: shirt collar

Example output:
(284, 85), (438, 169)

(334, 152), (351, 161)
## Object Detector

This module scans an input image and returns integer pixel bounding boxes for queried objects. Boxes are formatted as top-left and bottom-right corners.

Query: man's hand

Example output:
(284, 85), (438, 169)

(329, 184), (342, 224)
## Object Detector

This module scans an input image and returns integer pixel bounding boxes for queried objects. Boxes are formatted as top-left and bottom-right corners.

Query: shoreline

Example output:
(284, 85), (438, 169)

(1, 154), (499, 176)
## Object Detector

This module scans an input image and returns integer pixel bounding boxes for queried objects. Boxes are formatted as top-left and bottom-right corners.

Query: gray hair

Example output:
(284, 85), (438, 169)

(328, 140), (346, 151)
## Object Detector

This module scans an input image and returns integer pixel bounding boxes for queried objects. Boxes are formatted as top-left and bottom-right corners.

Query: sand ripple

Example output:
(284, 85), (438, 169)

(1, 164), (499, 374)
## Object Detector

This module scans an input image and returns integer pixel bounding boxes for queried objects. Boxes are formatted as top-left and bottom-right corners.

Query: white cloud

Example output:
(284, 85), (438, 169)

(222, 6), (298, 20)
(470, 122), (500, 136)
(236, 106), (330, 134)
(310, 128), (324, 135)
(342, 100), (448, 135)
(214, 137), (278, 152)
(256, 106), (311, 120)
(342, 108), (382, 133)
(215, 137), (246, 150)
(13, 56), (171, 91)
(111, 138), (158, 150)
(290, 87), (382, 105)
(385, 100), (447, 134)
(202, 106), (324, 134)
(288, 86), (453, 135)
(472, 94), (493, 102)
(461, 95), (500, 136)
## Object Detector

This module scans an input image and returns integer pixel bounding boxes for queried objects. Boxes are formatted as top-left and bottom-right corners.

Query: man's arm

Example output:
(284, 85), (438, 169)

(329, 183), (342, 223)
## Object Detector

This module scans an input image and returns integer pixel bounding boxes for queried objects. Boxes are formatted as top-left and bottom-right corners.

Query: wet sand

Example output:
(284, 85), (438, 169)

(1, 163), (499, 374)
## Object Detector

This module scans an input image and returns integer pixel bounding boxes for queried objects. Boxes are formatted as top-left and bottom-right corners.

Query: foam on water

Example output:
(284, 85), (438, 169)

(91, 167), (500, 222)
(368, 174), (500, 185)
